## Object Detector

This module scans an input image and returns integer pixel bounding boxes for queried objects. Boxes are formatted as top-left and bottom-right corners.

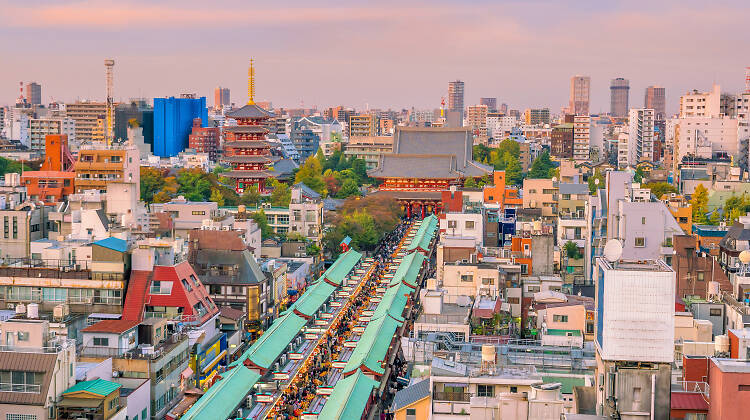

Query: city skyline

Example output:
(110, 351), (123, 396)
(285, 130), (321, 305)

(1, 0), (748, 114)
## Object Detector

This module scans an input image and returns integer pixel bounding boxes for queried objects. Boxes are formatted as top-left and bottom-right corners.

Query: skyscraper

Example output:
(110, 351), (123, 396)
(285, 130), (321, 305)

(153, 96), (208, 157)
(645, 85), (666, 120)
(448, 80), (465, 113)
(609, 78), (629, 118)
(214, 86), (230, 108)
(479, 97), (497, 112)
(628, 108), (655, 165)
(25, 82), (41, 106)
(569, 75), (590, 115)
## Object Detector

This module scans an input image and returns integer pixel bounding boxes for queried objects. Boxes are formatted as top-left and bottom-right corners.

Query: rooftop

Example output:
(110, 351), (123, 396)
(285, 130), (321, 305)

(81, 319), (139, 334)
(63, 379), (121, 397)
(599, 258), (673, 272)
(712, 358), (750, 373)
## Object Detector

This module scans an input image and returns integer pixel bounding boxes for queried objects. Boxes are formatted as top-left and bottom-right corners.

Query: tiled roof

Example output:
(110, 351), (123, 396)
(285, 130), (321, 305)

(225, 104), (274, 119)
(224, 141), (272, 149)
(391, 379), (430, 412)
(0, 352), (57, 405)
(219, 306), (245, 321)
(63, 379), (121, 397)
(82, 319), (139, 334)
(559, 183), (590, 195)
(670, 392), (709, 410)
(293, 182), (321, 199)
(223, 170), (275, 179)
(189, 230), (246, 251)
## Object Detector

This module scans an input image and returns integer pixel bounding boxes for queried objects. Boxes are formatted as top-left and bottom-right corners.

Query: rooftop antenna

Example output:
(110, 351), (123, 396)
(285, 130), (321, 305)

(104, 59), (115, 145)
(247, 58), (255, 105)
(603, 239), (623, 263)
(16, 81), (24, 105)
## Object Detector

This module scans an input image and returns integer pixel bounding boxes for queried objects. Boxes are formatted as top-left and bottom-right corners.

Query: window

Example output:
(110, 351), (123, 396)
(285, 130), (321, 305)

(16, 332), (29, 341)
(679, 217), (688, 223)
(710, 308), (722, 316)
(6, 413), (38, 420)
(142, 408), (148, 419)
(477, 384), (494, 397)
(191, 211), (206, 216)
(1, 371), (43, 393)
(460, 274), (473, 283)
(739, 385), (750, 391)
(93, 337), (109, 346)
(641, 217), (646, 224)
(521, 264), (528, 274)
(634, 237), (646, 247)
(586, 322), (595, 334)
(150, 281), (173, 295)
(481, 278), (494, 285)
(448, 220), (457, 229)
(697, 272), (705, 282)
(190, 274), (199, 287)
(465, 220), (475, 230)
(510, 386), (518, 393)
(507, 297), (520, 305)
(527, 286), (540, 293)
(305, 210), (316, 222)
(181, 279), (193, 292)
(553, 314), (569, 323)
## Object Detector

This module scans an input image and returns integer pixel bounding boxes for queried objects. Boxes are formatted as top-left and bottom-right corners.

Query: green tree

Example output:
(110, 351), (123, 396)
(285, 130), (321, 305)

(691, 184), (709, 224)
(176, 169), (212, 201)
(473, 144), (491, 163)
(464, 177), (478, 188)
(644, 182), (678, 199)
(338, 178), (361, 198)
(528, 151), (555, 179)
(250, 210), (274, 239)
(140, 167), (166, 203)
(209, 189), (225, 207)
(295, 155), (326, 195)
(588, 169), (605, 194)
(563, 241), (583, 259)
(503, 152), (523, 186)
(268, 179), (291, 207)
(633, 167), (646, 183)
(239, 185), (262, 207)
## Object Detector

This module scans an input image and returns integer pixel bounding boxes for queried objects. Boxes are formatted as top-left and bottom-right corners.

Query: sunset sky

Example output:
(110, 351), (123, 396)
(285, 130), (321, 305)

(1, 0), (748, 113)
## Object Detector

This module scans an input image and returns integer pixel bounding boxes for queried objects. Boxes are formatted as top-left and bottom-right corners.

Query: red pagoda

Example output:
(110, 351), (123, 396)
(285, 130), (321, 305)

(223, 60), (277, 194)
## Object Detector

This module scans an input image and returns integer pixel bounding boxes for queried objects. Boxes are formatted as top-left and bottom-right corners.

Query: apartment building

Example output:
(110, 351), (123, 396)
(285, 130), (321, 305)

(522, 178), (558, 217)
(524, 108), (550, 126)
(573, 115), (590, 162)
(150, 197), (219, 238)
(679, 84), (721, 118)
(348, 114), (376, 138)
(289, 183), (324, 244)
(343, 136), (394, 169)
(65, 101), (107, 144)
(551, 123), (574, 159)
(627, 108), (655, 166)
(28, 118), (76, 154)
(466, 104), (488, 137)
(441, 260), (502, 304)
(74, 143), (140, 195)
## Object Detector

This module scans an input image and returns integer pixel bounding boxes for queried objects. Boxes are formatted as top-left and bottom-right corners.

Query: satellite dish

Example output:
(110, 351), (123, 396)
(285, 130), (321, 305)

(594, 178), (600, 185)
(740, 250), (750, 264)
(552, 177), (558, 182)
(603, 239), (623, 263)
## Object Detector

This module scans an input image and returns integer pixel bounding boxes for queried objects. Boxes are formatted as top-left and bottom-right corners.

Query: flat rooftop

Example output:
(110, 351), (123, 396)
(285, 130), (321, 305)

(599, 258), (673, 272)
(712, 358), (750, 373)
(417, 303), (470, 325)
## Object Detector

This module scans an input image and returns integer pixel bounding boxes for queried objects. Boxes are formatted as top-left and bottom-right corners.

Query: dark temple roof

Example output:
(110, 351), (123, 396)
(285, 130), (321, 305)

(226, 104), (274, 119)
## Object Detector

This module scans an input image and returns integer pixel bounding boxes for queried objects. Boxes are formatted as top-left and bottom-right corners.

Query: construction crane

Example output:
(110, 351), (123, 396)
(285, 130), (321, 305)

(104, 59), (115, 145)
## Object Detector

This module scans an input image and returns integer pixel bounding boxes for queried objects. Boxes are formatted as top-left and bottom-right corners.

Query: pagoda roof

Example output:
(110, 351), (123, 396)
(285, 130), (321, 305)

(224, 141), (272, 149)
(223, 125), (268, 134)
(223, 155), (277, 164)
(223, 170), (276, 179)
(226, 104), (274, 119)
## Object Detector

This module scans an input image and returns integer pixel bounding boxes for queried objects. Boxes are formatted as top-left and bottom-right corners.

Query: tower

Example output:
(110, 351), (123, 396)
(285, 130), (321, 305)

(247, 59), (255, 105)
(609, 78), (629, 118)
(569, 75), (590, 115)
(104, 59), (115, 145)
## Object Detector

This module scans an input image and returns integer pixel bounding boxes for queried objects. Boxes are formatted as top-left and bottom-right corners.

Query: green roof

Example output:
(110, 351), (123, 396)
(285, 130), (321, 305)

(318, 370), (378, 420)
(181, 366), (261, 420)
(407, 216), (438, 252)
(545, 328), (582, 336)
(389, 252), (426, 288)
(221, 205), (290, 212)
(233, 313), (307, 370)
(283, 280), (336, 317)
(322, 249), (362, 285)
(542, 376), (586, 394)
(343, 315), (402, 376)
(373, 283), (411, 322)
(63, 379), (121, 397)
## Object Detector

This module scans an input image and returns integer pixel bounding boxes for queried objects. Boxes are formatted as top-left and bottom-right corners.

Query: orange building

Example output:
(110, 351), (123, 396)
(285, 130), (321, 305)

(511, 236), (532, 275)
(21, 134), (76, 204)
(74, 144), (140, 194)
(483, 171), (523, 208)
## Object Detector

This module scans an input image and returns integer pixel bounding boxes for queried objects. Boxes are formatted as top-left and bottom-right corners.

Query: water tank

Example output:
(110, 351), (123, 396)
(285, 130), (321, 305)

(715, 335), (730, 354)
(15, 303), (26, 315)
(54, 304), (70, 320)
(482, 345), (496, 364)
(26, 303), (39, 319)
(708, 281), (719, 297)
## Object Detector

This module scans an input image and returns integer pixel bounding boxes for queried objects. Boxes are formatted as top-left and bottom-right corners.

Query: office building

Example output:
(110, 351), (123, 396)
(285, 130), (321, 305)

(188, 118), (220, 161)
(448, 80), (465, 118)
(573, 115), (591, 161)
(569, 75), (590, 115)
(344, 136), (394, 169)
(214, 86), (230, 108)
(609, 78), (629, 118)
(348, 114), (376, 138)
(627, 108), (655, 165)
(65, 101), (107, 144)
(153, 96), (208, 157)
(594, 257), (674, 419)
(524, 108), (550, 126)
(480, 97), (497, 111)
(114, 100), (150, 143)
(551, 122), (574, 159)
(486, 113), (516, 138)
(466, 104), (488, 136)
(645, 85), (667, 121)
(25, 82), (41, 106)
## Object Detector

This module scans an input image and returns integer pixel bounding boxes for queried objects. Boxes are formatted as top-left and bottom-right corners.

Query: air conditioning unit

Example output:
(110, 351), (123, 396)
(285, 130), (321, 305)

(245, 396), (253, 408)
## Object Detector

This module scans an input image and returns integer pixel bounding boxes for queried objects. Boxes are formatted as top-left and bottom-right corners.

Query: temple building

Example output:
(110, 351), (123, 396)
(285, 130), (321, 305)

(222, 60), (278, 194)
(368, 126), (492, 217)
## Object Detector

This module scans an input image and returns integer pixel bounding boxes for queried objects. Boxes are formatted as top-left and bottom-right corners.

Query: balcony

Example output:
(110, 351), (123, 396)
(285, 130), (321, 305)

(434, 391), (471, 402)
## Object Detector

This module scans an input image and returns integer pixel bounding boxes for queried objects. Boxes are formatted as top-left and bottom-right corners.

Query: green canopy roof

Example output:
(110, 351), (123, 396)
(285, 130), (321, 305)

(406, 215), (438, 252)
(388, 252), (426, 288)
(231, 313), (307, 370)
(283, 280), (336, 318)
(63, 379), (121, 397)
(372, 283), (411, 322)
(181, 366), (261, 420)
(323, 249), (362, 285)
(318, 370), (378, 420)
(343, 315), (402, 376)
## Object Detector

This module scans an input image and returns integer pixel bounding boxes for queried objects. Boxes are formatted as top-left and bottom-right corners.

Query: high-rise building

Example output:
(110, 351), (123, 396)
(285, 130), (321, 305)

(348, 114), (376, 138)
(679, 84), (721, 118)
(214, 87), (230, 108)
(628, 108), (655, 165)
(479, 97), (497, 112)
(25, 82), (41, 106)
(645, 86), (667, 120)
(28, 118), (76, 155)
(114, 100), (150, 142)
(551, 121), (574, 159)
(499, 103), (508, 114)
(523, 108), (550, 125)
(594, 257), (674, 420)
(573, 115), (590, 161)
(448, 80), (465, 116)
(569, 75), (590, 115)
(65, 101), (107, 144)
(466, 104), (488, 136)
(153, 96), (208, 157)
(188, 118), (220, 161)
(609, 78), (629, 118)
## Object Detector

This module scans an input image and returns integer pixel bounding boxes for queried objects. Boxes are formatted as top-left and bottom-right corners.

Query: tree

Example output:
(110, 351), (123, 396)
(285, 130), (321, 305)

(503, 152), (523, 186)
(528, 151), (555, 179)
(140, 167), (166, 203)
(563, 241), (583, 259)
(250, 210), (274, 239)
(268, 179), (291, 207)
(177, 169), (212, 201)
(295, 155), (326, 196)
(473, 144), (491, 164)
(691, 184), (709, 224)
(588, 169), (605, 194)
(464, 177), (477, 188)
(338, 178), (361, 198)
(633, 166), (646, 183)
(644, 182), (678, 199)
(209, 189), (225, 206)
(239, 185), (262, 207)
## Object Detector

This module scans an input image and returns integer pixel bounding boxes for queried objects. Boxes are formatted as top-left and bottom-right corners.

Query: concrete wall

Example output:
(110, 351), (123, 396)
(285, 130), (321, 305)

(531, 235), (554, 276)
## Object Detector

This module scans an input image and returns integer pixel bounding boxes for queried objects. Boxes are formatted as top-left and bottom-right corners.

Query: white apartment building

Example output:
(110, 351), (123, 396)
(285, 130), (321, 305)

(486, 115), (516, 139)
(616, 132), (629, 168)
(573, 115), (590, 161)
(627, 108), (654, 165)
(441, 212), (484, 247)
(28, 118), (76, 154)
(679, 84), (721, 118)
(675, 116), (738, 161)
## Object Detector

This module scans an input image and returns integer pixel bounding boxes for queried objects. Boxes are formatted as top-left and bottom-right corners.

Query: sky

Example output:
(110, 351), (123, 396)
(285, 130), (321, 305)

(1, 0), (748, 115)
